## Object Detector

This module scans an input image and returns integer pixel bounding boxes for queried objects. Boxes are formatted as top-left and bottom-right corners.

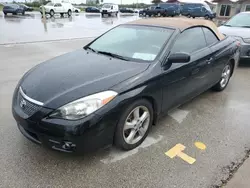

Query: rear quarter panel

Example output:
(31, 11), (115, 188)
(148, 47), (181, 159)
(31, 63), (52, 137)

(209, 36), (238, 84)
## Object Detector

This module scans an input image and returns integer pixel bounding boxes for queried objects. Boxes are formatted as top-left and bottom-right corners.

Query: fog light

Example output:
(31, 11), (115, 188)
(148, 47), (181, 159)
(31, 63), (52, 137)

(62, 141), (76, 150)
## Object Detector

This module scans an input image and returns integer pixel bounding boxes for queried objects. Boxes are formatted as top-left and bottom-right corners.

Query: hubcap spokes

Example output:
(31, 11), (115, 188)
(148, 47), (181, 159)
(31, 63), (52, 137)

(220, 65), (231, 88)
(123, 106), (150, 145)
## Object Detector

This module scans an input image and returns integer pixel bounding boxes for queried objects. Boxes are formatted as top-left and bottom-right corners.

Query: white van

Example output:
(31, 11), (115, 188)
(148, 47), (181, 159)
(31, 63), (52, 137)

(101, 3), (119, 17)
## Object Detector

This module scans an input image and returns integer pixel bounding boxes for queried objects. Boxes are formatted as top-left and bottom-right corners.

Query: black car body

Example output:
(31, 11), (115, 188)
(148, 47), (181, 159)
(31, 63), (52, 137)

(181, 3), (216, 19)
(3, 4), (25, 15)
(85, 6), (100, 13)
(12, 18), (240, 153)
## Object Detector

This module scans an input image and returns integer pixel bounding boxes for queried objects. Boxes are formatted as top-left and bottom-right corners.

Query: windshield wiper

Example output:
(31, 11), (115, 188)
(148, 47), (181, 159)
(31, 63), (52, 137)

(239, 25), (250, 28)
(97, 51), (130, 61)
(84, 46), (98, 53)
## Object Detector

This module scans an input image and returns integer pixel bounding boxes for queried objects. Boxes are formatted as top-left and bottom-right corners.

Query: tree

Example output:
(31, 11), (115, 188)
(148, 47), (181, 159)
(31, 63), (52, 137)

(151, 0), (162, 4)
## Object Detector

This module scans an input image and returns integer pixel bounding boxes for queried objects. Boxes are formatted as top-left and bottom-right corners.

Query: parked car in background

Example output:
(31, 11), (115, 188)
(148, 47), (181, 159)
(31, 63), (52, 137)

(85, 6), (100, 13)
(133, 9), (139, 13)
(119, 8), (134, 13)
(219, 12), (250, 60)
(19, 4), (33, 11)
(158, 3), (180, 17)
(3, 4), (25, 15)
(12, 18), (239, 153)
(73, 6), (80, 13)
(40, 2), (73, 17)
(101, 3), (119, 17)
(181, 2), (216, 19)
(141, 6), (166, 17)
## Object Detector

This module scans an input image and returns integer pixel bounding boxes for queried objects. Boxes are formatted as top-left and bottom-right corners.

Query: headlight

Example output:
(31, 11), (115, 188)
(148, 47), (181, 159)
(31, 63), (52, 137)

(243, 38), (250, 43)
(50, 91), (118, 120)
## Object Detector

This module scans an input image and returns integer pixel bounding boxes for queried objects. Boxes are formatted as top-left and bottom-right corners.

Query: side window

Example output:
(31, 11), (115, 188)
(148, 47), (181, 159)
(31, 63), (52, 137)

(55, 3), (62, 7)
(171, 27), (207, 54)
(202, 27), (219, 46)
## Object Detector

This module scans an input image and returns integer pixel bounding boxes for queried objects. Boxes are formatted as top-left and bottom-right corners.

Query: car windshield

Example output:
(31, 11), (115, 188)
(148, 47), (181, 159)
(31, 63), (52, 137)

(46, 2), (54, 6)
(103, 4), (111, 8)
(87, 25), (174, 62)
(225, 13), (250, 27)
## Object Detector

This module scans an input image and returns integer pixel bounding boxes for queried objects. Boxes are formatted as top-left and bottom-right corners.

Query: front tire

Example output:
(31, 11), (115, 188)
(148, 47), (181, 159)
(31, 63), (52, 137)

(157, 12), (161, 17)
(4, 12), (7, 15)
(212, 63), (232, 91)
(50, 9), (54, 17)
(68, 9), (72, 17)
(115, 99), (153, 150)
(205, 15), (209, 19)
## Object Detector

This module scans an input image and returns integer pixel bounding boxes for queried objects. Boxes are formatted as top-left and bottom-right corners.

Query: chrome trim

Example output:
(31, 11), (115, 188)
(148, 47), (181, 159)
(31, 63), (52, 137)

(19, 87), (44, 106)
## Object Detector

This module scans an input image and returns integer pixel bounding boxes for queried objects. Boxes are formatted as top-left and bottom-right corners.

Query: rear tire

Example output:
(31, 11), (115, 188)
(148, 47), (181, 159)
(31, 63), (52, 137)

(212, 63), (232, 91)
(22, 11), (25, 15)
(75, 10), (79, 13)
(115, 99), (153, 150)
(50, 9), (54, 17)
(157, 12), (161, 17)
(205, 15), (209, 19)
(187, 14), (191, 18)
(4, 12), (7, 15)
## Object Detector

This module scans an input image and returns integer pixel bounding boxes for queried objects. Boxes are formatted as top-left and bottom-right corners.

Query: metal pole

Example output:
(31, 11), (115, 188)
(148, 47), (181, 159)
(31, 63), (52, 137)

(42, 5), (46, 21)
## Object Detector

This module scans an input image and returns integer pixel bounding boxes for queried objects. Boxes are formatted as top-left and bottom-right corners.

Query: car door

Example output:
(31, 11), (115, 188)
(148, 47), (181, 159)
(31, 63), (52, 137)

(202, 27), (226, 85)
(161, 27), (213, 112)
(54, 3), (63, 13)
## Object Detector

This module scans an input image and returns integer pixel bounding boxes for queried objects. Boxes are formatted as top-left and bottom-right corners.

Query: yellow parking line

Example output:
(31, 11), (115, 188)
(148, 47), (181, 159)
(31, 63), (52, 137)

(177, 152), (196, 164)
(165, 143), (196, 164)
(195, 142), (207, 150)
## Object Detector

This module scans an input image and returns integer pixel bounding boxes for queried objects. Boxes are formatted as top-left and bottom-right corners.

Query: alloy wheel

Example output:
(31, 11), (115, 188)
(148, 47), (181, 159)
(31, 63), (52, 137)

(123, 106), (150, 145)
(220, 64), (231, 88)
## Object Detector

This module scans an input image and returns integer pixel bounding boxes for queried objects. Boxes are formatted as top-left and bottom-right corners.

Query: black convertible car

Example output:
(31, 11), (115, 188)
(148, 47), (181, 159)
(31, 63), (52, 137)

(12, 18), (240, 153)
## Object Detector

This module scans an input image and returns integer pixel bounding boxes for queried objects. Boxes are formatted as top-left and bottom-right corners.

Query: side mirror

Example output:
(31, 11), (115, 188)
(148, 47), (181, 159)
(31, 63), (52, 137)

(167, 52), (190, 63)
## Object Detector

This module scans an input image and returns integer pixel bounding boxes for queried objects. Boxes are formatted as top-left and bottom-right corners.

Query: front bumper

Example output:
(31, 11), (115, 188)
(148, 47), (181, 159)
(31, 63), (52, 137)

(12, 89), (119, 153)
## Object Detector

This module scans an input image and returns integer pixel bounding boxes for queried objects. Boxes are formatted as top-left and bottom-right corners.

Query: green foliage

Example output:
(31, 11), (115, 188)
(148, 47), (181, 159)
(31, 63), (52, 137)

(24, 1), (51, 7)
(151, 0), (162, 5)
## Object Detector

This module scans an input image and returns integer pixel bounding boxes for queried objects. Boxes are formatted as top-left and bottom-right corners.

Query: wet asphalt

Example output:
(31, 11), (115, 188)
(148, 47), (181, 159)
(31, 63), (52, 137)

(1, 12), (250, 188)
(0, 12), (139, 44)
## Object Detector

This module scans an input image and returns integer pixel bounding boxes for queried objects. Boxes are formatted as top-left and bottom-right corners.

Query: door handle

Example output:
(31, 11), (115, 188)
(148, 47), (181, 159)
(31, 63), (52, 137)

(206, 58), (213, 64)
(191, 68), (200, 75)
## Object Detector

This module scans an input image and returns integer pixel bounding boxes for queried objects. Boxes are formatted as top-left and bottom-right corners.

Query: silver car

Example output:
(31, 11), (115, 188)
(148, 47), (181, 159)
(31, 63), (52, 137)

(219, 12), (250, 59)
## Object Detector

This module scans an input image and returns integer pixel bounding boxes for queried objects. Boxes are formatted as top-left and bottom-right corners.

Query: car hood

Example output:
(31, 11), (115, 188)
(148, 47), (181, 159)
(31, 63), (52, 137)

(218, 26), (250, 39)
(20, 49), (149, 109)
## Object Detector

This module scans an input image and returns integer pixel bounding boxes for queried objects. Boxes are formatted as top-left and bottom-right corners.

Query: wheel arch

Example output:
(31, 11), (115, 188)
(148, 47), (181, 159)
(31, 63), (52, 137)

(141, 96), (159, 125)
(229, 58), (235, 77)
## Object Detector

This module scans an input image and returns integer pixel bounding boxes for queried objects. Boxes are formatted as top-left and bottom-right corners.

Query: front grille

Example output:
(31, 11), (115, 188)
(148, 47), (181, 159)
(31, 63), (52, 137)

(17, 90), (41, 117)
